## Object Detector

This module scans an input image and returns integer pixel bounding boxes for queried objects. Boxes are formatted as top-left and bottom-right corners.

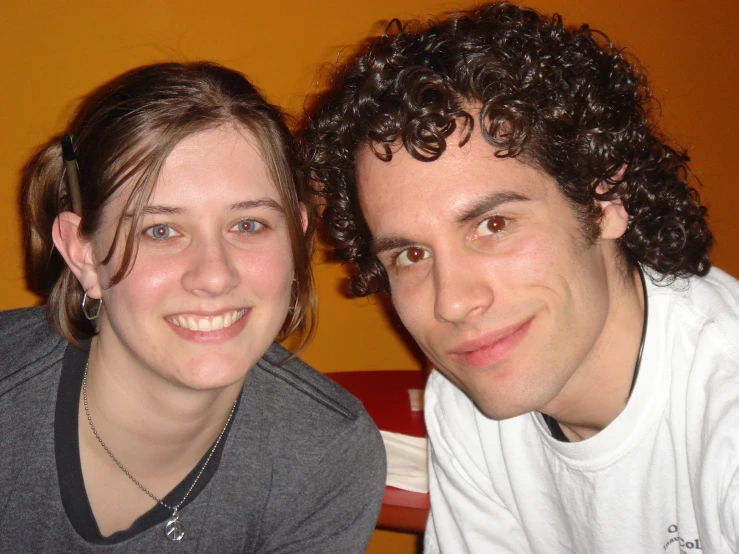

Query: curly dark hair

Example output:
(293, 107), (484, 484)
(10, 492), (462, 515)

(300, 2), (712, 296)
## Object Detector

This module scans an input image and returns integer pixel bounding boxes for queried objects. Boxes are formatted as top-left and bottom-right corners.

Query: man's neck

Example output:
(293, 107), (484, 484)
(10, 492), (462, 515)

(541, 266), (646, 442)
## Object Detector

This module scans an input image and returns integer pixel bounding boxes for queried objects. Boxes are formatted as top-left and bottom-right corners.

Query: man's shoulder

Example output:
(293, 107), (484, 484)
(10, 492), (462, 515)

(425, 370), (511, 446)
(651, 269), (739, 403)
(686, 267), (739, 310)
(426, 369), (477, 417)
(663, 268), (739, 347)
(0, 306), (66, 386)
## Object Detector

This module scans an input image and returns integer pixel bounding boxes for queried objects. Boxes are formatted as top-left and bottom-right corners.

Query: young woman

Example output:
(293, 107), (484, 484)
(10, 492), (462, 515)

(0, 62), (385, 552)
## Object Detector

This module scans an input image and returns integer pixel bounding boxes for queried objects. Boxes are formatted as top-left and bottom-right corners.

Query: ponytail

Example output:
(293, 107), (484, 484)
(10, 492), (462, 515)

(21, 138), (94, 344)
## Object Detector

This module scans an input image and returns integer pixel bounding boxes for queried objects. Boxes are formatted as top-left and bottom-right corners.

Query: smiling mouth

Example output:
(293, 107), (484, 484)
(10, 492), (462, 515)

(450, 317), (533, 368)
(166, 309), (247, 332)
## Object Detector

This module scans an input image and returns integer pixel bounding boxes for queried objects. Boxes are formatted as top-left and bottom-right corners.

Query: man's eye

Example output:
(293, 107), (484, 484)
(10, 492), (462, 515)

(232, 220), (263, 233)
(477, 215), (507, 236)
(396, 247), (429, 266)
(144, 224), (177, 239)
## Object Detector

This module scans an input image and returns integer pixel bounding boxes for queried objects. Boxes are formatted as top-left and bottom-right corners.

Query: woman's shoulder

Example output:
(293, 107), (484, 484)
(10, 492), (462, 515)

(253, 344), (377, 437)
(255, 343), (370, 424)
(246, 342), (385, 475)
(0, 306), (66, 385)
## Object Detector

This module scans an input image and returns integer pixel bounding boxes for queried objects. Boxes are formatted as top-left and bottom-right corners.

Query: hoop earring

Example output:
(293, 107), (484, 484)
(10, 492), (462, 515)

(288, 278), (299, 314)
(81, 291), (102, 320)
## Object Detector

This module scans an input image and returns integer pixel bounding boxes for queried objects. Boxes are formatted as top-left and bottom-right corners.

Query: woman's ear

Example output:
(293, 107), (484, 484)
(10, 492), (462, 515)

(52, 212), (102, 298)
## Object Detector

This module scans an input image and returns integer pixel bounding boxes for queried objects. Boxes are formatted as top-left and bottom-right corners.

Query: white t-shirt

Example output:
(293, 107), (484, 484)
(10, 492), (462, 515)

(424, 268), (739, 553)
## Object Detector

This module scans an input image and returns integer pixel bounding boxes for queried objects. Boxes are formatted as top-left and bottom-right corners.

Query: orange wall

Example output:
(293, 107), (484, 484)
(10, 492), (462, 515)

(2, 2), (737, 552)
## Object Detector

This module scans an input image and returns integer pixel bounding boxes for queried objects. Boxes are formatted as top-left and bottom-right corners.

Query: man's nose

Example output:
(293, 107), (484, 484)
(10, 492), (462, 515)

(433, 251), (495, 324)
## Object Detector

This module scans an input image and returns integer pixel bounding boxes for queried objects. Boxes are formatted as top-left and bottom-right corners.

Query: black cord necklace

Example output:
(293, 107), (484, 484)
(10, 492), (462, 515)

(542, 265), (649, 442)
(627, 265), (649, 399)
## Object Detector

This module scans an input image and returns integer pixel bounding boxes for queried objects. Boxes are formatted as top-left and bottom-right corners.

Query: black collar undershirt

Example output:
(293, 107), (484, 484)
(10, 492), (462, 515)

(54, 342), (240, 543)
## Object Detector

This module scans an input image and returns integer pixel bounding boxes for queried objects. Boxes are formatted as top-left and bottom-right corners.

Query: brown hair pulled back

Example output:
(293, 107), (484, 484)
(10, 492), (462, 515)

(22, 62), (316, 349)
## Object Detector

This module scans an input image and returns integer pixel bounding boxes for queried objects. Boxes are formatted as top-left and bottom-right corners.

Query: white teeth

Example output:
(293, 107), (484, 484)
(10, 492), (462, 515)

(228, 309), (245, 327)
(222, 309), (245, 328)
(169, 309), (245, 332)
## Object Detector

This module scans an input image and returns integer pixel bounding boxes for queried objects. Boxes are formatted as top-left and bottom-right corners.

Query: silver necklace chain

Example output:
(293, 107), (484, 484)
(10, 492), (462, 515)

(81, 362), (237, 541)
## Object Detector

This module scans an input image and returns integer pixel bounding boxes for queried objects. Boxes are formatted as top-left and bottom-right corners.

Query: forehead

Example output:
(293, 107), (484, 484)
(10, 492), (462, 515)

(152, 125), (280, 204)
(355, 129), (558, 232)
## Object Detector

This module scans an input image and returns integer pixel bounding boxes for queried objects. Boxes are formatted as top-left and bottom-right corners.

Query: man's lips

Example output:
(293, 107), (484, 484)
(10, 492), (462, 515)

(449, 317), (533, 368)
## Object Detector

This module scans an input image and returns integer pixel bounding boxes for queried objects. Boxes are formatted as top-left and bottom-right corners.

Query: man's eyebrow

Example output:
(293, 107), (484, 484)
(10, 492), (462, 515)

(454, 191), (531, 224)
(371, 192), (531, 255)
(372, 236), (417, 257)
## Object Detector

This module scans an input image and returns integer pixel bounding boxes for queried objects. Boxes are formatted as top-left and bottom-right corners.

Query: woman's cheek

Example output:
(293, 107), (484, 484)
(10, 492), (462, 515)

(237, 246), (295, 294)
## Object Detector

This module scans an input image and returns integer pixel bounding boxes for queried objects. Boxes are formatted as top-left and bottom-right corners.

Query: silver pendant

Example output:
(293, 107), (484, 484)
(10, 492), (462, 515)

(165, 514), (185, 541)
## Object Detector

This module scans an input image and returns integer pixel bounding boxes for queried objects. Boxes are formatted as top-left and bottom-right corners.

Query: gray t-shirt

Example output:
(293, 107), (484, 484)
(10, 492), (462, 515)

(0, 307), (386, 553)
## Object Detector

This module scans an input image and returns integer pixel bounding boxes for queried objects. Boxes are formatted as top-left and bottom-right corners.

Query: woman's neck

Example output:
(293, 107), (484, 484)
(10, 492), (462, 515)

(77, 336), (243, 536)
(82, 334), (242, 474)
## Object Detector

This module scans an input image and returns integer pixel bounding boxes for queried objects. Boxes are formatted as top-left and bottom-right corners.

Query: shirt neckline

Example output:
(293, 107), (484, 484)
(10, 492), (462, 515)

(54, 342), (240, 544)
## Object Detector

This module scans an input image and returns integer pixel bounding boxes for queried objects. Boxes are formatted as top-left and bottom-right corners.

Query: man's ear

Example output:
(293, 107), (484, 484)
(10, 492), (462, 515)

(599, 198), (629, 240)
(598, 166), (629, 240)
(298, 202), (308, 234)
(52, 212), (102, 298)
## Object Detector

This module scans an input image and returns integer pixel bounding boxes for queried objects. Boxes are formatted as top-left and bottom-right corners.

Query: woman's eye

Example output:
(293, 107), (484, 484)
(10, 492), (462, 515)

(477, 215), (507, 236)
(145, 224), (177, 239)
(232, 220), (263, 233)
(396, 247), (429, 267)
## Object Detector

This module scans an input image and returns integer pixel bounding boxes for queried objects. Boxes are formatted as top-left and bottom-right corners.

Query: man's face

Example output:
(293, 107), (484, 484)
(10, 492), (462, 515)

(356, 129), (628, 420)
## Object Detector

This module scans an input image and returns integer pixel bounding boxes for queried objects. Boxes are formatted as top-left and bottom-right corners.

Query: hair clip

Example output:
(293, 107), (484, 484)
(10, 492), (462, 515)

(61, 135), (83, 216)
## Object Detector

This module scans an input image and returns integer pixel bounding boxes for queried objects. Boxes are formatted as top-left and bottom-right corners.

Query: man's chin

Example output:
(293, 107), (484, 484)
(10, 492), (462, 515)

(434, 363), (530, 420)
(471, 398), (530, 421)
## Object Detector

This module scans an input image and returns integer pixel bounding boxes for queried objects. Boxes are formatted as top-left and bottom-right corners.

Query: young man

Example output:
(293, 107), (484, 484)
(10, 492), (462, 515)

(301, 2), (739, 552)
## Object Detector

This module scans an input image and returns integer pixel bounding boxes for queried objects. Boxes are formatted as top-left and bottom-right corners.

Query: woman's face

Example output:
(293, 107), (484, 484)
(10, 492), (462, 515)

(89, 126), (298, 391)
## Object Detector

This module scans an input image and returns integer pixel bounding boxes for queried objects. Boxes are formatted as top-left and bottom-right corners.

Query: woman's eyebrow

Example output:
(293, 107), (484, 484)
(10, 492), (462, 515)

(229, 198), (285, 213)
(123, 205), (185, 219)
(123, 198), (286, 219)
